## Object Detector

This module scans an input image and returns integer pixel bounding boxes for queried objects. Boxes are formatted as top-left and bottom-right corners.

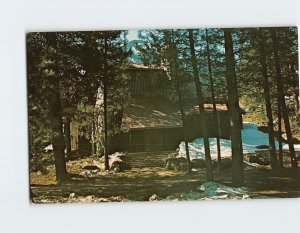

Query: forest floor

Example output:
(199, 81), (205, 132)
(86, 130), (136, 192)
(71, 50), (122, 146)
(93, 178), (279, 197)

(30, 151), (300, 204)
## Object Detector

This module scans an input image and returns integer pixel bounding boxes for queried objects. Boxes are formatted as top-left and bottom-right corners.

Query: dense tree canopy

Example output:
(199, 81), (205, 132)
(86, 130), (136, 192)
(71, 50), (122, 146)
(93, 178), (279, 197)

(27, 31), (129, 182)
(28, 27), (299, 186)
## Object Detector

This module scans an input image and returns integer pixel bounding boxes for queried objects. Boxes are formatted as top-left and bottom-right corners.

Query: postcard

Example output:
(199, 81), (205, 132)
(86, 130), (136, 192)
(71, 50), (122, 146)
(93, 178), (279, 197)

(27, 27), (300, 203)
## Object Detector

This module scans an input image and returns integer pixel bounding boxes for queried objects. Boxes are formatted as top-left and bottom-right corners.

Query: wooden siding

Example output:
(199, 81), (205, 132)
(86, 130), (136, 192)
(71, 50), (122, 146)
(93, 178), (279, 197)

(110, 112), (231, 153)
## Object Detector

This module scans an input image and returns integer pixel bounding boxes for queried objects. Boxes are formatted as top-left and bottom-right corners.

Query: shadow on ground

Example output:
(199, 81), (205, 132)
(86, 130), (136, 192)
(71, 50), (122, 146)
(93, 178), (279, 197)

(30, 151), (300, 203)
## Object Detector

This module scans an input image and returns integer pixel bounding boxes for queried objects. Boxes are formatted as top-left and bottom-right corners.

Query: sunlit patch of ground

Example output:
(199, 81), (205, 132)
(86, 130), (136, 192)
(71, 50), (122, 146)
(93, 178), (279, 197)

(30, 165), (56, 185)
(30, 151), (300, 203)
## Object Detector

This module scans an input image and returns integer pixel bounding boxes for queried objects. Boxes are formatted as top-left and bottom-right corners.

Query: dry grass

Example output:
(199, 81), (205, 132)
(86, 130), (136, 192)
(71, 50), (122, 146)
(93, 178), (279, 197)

(30, 152), (300, 203)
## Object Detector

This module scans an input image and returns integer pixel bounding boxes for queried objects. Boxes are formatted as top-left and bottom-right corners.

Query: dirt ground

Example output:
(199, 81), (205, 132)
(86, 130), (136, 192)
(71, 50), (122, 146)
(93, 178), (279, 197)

(30, 151), (300, 203)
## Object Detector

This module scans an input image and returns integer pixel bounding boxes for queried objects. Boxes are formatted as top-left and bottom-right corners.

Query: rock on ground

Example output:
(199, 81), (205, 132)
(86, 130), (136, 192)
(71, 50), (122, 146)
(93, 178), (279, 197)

(149, 194), (162, 201)
(165, 182), (249, 201)
(165, 157), (188, 171)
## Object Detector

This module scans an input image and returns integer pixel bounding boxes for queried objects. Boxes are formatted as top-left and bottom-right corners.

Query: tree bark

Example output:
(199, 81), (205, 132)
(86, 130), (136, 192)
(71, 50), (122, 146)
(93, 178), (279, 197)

(174, 68), (191, 170)
(49, 88), (68, 183)
(258, 28), (278, 169)
(278, 103), (284, 167)
(65, 117), (71, 160)
(46, 32), (68, 184)
(205, 28), (222, 165)
(169, 30), (191, 170)
(271, 29), (298, 168)
(188, 29), (213, 180)
(103, 37), (110, 170)
(91, 121), (96, 156)
(223, 28), (244, 187)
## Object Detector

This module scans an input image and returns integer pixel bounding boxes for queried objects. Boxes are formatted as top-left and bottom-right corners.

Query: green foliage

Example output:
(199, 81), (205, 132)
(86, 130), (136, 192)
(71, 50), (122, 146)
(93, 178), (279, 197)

(234, 27), (298, 130)
(27, 27), (299, 162)
(27, 31), (130, 158)
(134, 27), (298, 134)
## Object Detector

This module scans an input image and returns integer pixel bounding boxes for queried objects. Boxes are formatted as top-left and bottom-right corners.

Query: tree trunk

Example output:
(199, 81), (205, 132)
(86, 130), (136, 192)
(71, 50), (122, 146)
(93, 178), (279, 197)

(258, 28), (278, 169)
(103, 80), (109, 170)
(205, 28), (222, 165)
(170, 30), (191, 170)
(49, 89), (68, 183)
(65, 117), (71, 160)
(91, 122), (96, 156)
(293, 91), (299, 124)
(223, 28), (244, 187)
(103, 37), (110, 170)
(46, 32), (68, 184)
(271, 29), (298, 168)
(174, 72), (191, 170)
(188, 29), (213, 180)
(278, 103), (284, 167)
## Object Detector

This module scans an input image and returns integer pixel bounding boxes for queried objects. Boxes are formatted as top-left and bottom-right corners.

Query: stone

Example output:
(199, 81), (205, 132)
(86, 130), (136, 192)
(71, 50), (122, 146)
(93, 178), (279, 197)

(111, 160), (131, 172)
(197, 181), (249, 200)
(86, 195), (95, 200)
(165, 157), (187, 171)
(113, 165), (121, 173)
(81, 170), (101, 178)
(69, 193), (76, 198)
(247, 153), (270, 165)
(149, 194), (161, 201)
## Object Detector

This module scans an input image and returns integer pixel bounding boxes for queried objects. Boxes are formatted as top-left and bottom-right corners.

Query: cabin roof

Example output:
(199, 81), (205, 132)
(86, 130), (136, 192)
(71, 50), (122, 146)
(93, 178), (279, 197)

(121, 98), (229, 129)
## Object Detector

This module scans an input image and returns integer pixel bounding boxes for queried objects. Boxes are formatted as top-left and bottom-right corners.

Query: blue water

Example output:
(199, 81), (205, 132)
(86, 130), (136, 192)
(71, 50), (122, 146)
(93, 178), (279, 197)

(179, 122), (285, 160)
